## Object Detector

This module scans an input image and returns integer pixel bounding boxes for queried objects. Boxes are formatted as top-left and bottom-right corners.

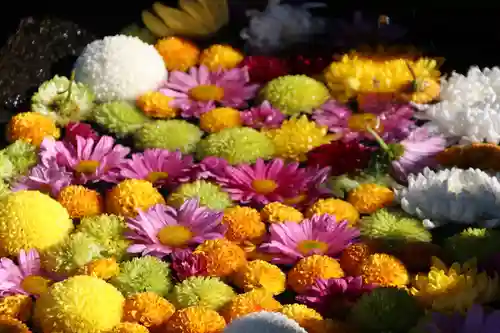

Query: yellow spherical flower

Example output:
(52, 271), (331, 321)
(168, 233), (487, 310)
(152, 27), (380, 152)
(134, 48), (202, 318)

(78, 257), (120, 280)
(106, 179), (165, 218)
(232, 260), (286, 295)
(0, 315), (31, 333)
(137, 91), (179, 119)
(411, 257), (499, 313)
(123, 292), (176, 328)
(265, 115), (334, 161)
(260, 202), (304, 223)
(339, 242), (374, 276)
(222, 206), (266, 244)
(194, 239), (247, 278)
(57, 185), (103, 219)
(360, 253), (409, 287)
(155, 37), (200, 72)
(288, 255), (344, 294)
(110, 322), (149, 333)
(280, 304), (324, 333)
(0, 294), (32, 322)
(199, 107), (242, 133)
(163, 306), (226, 333)
(347, 184), (395, 214)
(221, 289), (282, 323)
(306, 198), (360, 226)
(7, 112), (60, 147)
(200, 44), (244, 71)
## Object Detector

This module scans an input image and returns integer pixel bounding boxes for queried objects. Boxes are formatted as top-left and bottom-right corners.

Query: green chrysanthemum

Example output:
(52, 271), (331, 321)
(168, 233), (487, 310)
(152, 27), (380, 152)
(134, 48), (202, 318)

(444, 227), (500, 263)
(196, 127), (275, 165)
(77, 214), (131, 261)
(167, 180), (232, 210)
(168, 276), (236, 311)
(121, 24), (157, 44)
(350, 287), (423, 333)
(94, 101), (150, 137)
(1, 140), (38, 179)
(359, 209), (431, 249)
(134, 119), (203, 153)
(259, 75), (330, 116)
(0, 154), (14, 180)
(0, 179), (10, 198)
(31, 75), (95, 125)
(110, 256), (172, 297)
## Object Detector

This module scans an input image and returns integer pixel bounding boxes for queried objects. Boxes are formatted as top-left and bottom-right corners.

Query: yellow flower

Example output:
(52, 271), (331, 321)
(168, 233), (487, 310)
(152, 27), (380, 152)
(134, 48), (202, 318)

(7, 112), (60, 147)
(137, 91), (179, 118)
(122, 292), (176, 328)
(57, 185), (103, 219)
(106, 179), (165, 218)
(232, 260), (286, 295)
(163, 306), (226, 333)
(0, 315), (31, 333)
(200, 44), (244, 71)
(306, 198), (360, 226)
(221, 289), (282, 323)
(360, 253), (409, 287)
(155, 37), (200, 72)
(199, 107), (242, 133)
(288, 255), (344, 293)
(110, 322), (149, 333)
(194, 239), (247, 278)
(222, 206), (266, 244)
(0, 294), (32, 322)
(347, 184), (395, 214)
(410, 257), (499, 313)
(279, 304), (324, 333)
(339, 242), (374, 276)
(260, 202), (304, 223)
(78, 258), (120, 280)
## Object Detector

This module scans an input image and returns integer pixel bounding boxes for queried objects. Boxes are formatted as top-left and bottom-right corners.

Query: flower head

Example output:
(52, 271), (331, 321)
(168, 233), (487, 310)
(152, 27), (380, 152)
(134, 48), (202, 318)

(171, 250), (209, 281)
(240, 56), (290, 84)
(167, 180), (233, 211)
(222, 206), (266, 244)
(64, 122), (99, 146)
(163, 306), (226, 333)
(8, 112), (60, 147)
(347, 183), (395, 214)
(160, 65), (258, 118)
(222, 289), (282, 323)
(241, 100), (285, 129)
(0, 294), (32, 322)
(122, 292), (176, 328)
(360, 253), (409, 287)
(200, 44), (244, 71)
(137, 91), (179, 119)
(126, 199), (225, 257)
(437, 143), (500, 171)
(194, 239), (247, 278)
(119, 149), (193, 188)
(260, 202), (304, 224)
(306, 198), (360, 226)
(106, 179), (165, 218)
(56, 185), (103, 219)
(233, 260), (286, 295)
(261, 214), (359, 265)
(199, 107), (242, 133)
(0, 315), (31, 333)
(422, 304), (500, 333)
(192, 156), (229, 182)
(155, 37), (200, 72)
(288, 255), (345, 294)
(339, 243), (374, 276)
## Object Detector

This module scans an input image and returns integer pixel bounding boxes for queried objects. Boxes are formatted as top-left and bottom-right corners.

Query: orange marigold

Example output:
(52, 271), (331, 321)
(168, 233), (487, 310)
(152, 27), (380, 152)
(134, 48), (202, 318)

(436, 143), (500, 171)
(232, 260), (286, 295)
(0, 294), (32, 322)
(288, 255), (344, 293)
(164, 306), (226, 333)
(106, 179), (165, 218)
(155, 37), (200, 72)
(123, 292), (176, 328)
(306, 199), (360, 226)
(57, 185), (103, 219)
(222, 206), (266, 244)
(360, 253), (409, 287)
(221, 289), (282, 323)
(79, 258), (120, 280)
(260, 202), (304, 223)
(339, 242), (374, 276)
(194, 239), (247, 278)
(280, 304), (324, 333)
(137, 91), (178, 119)
(347, 184), (395, 214)
(7, 112), (60, 147)
(0, 315), (31, 333)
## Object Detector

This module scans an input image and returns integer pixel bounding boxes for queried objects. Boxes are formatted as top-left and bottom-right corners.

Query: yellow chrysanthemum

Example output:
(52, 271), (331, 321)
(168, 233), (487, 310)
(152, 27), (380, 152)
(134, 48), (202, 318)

(106, 179), (165, 218)
(222, 206), (266, 244)
(279, 304), (324, 333)
(265, 115), (334, 161)
(199, 107), (242, 133)
(436, 143), (500, 171)
(57, 185), (103, 219)
(288, 255), (344, 293)
(155, 37), (200, 72)
(163, 306), (226, 333)
(360, 253), (409, 287)
(7, 112), (60, 147)
(78, 257), (120, 280)
(137, 91), (179, 119)
(232, 260), (286, 295)
(260, 202), (304, 223)
(200, 44), (244, 71)
(339, 242), (374, 276)
(110, 322), (149, 333)
(410, 257), (499, 313)
(0, 294), (32, 322)
(194, 239), (247, 278)
(123, 292), (176, 328)
(0, 315), (31, 333)
(221, 289), (282, 323)
(347, 184), (395, 214)
(306, 198), (360, 226)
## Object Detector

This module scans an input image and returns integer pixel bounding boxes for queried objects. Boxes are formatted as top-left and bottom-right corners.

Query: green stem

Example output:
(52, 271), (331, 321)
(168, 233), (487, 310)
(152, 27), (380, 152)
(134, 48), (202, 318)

(63, 70), (76, 104)
(365, 126), (390, 153)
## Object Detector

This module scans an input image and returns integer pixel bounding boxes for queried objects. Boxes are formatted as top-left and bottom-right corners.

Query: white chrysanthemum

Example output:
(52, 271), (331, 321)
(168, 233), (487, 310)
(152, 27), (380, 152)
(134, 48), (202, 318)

(240, 0), (326, 54)
(417, 67), (500, 143)
(224, 312), (307, 333)
(395, 167), (500, 229)
(74, 35), (167, 102)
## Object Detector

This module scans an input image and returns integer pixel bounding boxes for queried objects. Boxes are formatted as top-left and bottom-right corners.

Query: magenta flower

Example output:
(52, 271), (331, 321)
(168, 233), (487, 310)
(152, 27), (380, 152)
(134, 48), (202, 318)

(126, 199), (226, 257)
(260, 214), (360, 265)
(313, 99), (414, 142)
(119, 149), (193, 188)
(281, 166), (331, 209)
(192, 156), (229, 182)
(240, 100), (285, 129)
(64, 122), (99, 146)
(44, 135), (130, 184)
(219, 158), (311, 206)
(391, 127), (446, 182)
(171, 250), (208, 281)
(0, 249), (51, 297)
(160, 65), (259, 118)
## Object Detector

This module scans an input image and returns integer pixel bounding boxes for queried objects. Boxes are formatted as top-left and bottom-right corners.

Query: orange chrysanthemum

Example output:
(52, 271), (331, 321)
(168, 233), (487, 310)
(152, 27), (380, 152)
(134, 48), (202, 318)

(155, 37), (200, 72)
(57, 185), (103, 219)
(221, 289), (282, 323)
(360, 253), (409, 287)
(347, 184), (395, 214)
(222, 206), (266, 244)
(110, 322), (149, 333)
(194, 239), (247, 278)
(279, 304), (324, 333)
(339, 242), (374, 276)
(79, 257), (120, 280)
(7, 112), (60, 147)
(232, 260), (286, 295)
(164, 306), (226, 333)
(137, 91), (179, 119)
(260, 202), (304, 223)
(0, 294), (32, 322)
(306, 199), (360, 226)
(288, 255), (345, 293)
(106, 179), (165, 218)
(0, 315), (31, 333)
(123, 292), (176, 328)
(200, 44), (244, 71)
(436, 143), (500, 171)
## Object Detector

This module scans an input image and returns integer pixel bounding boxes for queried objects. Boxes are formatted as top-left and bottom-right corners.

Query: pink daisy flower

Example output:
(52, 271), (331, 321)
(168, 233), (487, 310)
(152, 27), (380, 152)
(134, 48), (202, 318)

(171, 250), (208, 281)
(160, 65), (259, 118)
(312, 98), (414, 142)
(219, 158), (311, 206)
(126, 198), (226, 258)
(118, 149), (193, 188)
(281, 166), (331, 208)
(44, 135), (130, 184)
(260, 214), (360, 265)
(240, 100), (285, 129)
(0, 249), (51, 297)
(64, 122), (99, 146)
(192, 156), (230, 182)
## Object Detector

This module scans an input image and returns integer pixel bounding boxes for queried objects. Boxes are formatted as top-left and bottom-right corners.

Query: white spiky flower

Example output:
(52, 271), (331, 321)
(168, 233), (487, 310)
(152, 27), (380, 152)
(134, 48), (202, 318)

(224, 312), (307, 333)
(395, 167), (500, 229)
(416, 67), (500, 143)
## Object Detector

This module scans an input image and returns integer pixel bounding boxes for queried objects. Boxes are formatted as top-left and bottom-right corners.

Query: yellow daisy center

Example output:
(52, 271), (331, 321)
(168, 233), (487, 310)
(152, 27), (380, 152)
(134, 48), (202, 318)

(189, 84), (225, 102)
(75, 160), (100, 174)
(251, 179), (278, 195)
(347, 113), (384, 133)
(146, 171), (169, 183)
(157, 225), (193, 248)
(20, 275), (52, 296)
(297, 240), (329, 255)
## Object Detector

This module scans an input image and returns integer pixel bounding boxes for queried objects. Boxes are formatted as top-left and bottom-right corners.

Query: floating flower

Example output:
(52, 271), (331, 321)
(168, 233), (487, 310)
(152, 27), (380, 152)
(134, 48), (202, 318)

(199, 107), (242, 133)
(288, 255), (345, 294)
(421, 304), (500, 333)
(221, 289), (282, 323)
(163, 306), (226, 333)
(106, 179), (165, 218)
(122, 292), (176, 328)
(155, 37), (200, 72)
(261, 214), (359, 265)
(200, 44), (244, 71)
(194, 239), (247, 278)
(436, 143), (500, 172)
(137, 91), (179, 119)
(240, 100), (285, 129)
(347, 183), (394, 214)
(306, 198), (360, 226)
(171, 250), (208, 281)
(360, 253), (409, 287)
(7, 112), (60, 147)
(240, 56), (290, 84)
(126, 199), (225, 257)
(119, 149), (193, 188)
(233, 260), (286, 295)
(260, 202), (304, 224)
(64, 122), (99, 146)
(0, 249), (51, 297)
(160, 65), (258, 118)
(93, 101), (149, 138)
(222, 206), (266, 244)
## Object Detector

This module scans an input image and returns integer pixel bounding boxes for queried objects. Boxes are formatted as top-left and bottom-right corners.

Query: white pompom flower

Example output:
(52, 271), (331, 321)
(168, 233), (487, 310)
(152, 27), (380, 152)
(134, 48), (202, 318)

(395, 167), (500, 229)
(224, 312), (307, 333)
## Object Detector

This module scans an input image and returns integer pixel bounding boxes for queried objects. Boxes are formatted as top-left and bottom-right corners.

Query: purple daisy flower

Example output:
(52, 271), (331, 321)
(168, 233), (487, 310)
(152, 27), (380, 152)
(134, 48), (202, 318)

(192, 156), (230, 182)
(423, 304), (500, 333)
(171, 250), (209, 281)
(241, 100), (285, 129)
